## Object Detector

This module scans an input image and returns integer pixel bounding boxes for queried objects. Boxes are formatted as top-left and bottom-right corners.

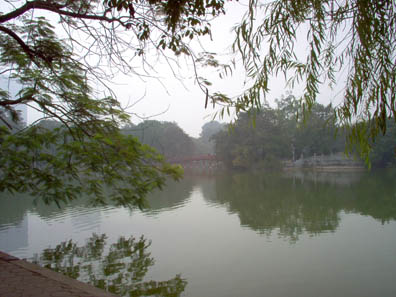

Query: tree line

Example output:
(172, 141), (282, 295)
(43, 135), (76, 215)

(0, 115), (225, 165)
(122, 120), (226, 160)
(3, 100), (394, 182)
(101, 104), (396, 170)
(213, 95), (396, 170)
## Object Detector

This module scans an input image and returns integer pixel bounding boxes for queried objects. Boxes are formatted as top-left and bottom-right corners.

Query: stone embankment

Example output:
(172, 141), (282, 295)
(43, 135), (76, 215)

(0, 251), (118, 297)
(284, 152), (365, 171)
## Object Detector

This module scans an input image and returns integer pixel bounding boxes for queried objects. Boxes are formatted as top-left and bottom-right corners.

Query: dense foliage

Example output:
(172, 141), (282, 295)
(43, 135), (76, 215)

(0, 0), (225, 206)
(370, 119), (396, 168)
(214, 95), (396, 170)
(193, 121), (226, 155)
(123, 120), (226, 158)
(0, 117), (184, 207)
(214, 95), (345, 170)
(123, 120), (195, 159)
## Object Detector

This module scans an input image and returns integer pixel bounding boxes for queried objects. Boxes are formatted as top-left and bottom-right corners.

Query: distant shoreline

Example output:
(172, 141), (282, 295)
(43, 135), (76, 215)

(283, 166), (366, 172)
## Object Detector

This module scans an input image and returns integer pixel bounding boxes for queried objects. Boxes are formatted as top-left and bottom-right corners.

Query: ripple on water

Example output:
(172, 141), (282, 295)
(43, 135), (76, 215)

(143, 197), (191, 217)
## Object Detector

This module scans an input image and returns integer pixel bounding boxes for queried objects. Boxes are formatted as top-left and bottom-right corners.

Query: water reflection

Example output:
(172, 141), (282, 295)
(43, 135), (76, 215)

(1, 170), (396, 297)
(0, 178), (195, 258)
(200, 170), (396, 241)
(32, 234), (187, 297)
(0, 176), (195, 226)
(0, 192), (98, 225)
(144, 178), (195, 214)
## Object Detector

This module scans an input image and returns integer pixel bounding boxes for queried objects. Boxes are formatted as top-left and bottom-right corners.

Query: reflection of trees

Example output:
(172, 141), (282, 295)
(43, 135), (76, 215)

(288, 169), (396, 224)
(0, 192), (99, 225)
(342, 169), (396, 223)
(32, 234), (187, 297)
(0, 176), (195, 225)
(0, 194), (33, 226)
(143, 177), (195, 214)
(194, 176), (217, 202)
(207, 170), (396, 242)
(283, 170), (363, 186)
(213, 173), (341, 242)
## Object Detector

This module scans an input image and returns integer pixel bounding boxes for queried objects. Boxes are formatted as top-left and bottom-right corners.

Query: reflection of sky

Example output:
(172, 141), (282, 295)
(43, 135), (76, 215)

(71, 207), (102, 232)
(0, 207), (103, 259)
(0, 215), (28, 254)
(25, 208), (103, 259)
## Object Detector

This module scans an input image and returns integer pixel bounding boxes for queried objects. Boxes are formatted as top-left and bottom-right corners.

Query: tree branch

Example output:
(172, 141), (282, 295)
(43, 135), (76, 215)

(0, 25), (36, 63)
(0, 0), (125, 25)
(0, 96), (29, 107)
(0, 1), (65, 23)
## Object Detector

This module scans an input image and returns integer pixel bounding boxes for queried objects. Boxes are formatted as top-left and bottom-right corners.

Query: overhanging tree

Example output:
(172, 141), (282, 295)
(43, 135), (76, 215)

(0, 0), (225, 206)
(213, 0), (396, 160)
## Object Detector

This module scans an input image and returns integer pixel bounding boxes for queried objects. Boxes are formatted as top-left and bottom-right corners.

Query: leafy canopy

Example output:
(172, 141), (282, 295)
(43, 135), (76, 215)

(0, 0), (225, 207)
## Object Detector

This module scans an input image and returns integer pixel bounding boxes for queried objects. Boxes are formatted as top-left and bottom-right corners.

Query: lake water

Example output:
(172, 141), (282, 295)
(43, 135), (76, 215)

(1, 170), (396, 297)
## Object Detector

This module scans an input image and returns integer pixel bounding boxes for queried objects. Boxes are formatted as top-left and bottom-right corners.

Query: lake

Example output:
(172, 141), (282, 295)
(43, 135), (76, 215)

(1, 169), (396, 297)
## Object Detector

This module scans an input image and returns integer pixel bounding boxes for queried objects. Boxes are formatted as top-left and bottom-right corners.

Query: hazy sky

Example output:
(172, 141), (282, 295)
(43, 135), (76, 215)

(109, 2), (250, 138)
(3, 0), (344, 138)
(108, 1), (344, 138)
